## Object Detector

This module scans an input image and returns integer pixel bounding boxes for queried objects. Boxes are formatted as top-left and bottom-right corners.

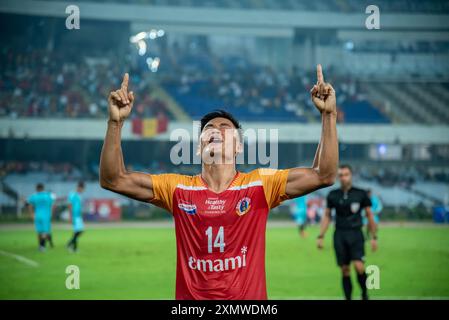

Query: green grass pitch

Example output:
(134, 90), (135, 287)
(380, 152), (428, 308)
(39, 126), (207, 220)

(1, 224), (449, 299)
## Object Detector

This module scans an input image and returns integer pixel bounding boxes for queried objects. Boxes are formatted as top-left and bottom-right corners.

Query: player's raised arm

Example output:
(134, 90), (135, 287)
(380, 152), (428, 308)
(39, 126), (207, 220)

(285, 64), (338, 198)
(99, 73), (155, 202)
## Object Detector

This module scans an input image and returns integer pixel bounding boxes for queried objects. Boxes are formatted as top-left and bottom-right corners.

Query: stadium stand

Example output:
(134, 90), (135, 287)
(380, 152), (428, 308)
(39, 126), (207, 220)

(1, 160), (448, 209)
(0, 1), (448, 220)
(42, 0), (449, 14)
(7, 38), (446, 124)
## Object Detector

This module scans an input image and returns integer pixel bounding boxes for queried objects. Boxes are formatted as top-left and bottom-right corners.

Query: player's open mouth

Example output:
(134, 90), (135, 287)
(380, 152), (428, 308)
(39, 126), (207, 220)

(208, 136), (223, 144)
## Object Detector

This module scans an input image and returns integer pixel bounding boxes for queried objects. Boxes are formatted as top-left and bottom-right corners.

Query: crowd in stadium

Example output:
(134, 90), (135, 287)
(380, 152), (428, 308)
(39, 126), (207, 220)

(159, 42), (362, 122)
(357, 165), (449, 186)
(0, 39), (370, 123)
(0, 161), (83, 181)
(0, 47), (171, 119)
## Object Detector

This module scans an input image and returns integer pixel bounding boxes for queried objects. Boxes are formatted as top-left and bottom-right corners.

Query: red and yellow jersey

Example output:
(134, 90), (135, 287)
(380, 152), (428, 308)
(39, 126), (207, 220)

(150, 168), (290, 300)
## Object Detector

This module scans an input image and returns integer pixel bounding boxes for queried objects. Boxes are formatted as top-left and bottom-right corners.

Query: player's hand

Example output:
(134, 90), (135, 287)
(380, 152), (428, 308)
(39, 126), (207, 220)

(317, 238), (324, 250)
(310, 64), (337, 115)
(370, 239), (378, 252)
(108, 73), (134, 122)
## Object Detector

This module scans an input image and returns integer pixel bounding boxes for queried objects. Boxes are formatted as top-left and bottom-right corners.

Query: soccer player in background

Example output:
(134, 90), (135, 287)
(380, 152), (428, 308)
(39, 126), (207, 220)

(27, 183), (56, 251)
(67, 181), (85, 253)
(290, 195), (308, 238)
(99, 65), (338, 299)
(317, 165), (378, 300)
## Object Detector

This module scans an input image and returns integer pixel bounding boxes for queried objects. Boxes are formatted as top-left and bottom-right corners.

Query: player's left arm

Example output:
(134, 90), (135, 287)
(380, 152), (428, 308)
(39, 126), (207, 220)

(365, 206), (378, 251)
(67, 203), (73, 218)
(27, 203), (34, 219)
(286, 64), (338, 198)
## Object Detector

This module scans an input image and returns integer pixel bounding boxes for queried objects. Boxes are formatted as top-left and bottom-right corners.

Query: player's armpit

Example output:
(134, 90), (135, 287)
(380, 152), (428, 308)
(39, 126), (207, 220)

(149, 173), (189, 213)
(285, 167), (334, 199)
(101, 171), (154, 203)
(258, 168), (290, 209)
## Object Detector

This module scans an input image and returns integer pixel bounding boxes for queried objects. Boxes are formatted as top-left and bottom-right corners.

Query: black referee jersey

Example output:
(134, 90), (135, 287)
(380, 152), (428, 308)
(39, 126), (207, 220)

(326, 186), (372, 265)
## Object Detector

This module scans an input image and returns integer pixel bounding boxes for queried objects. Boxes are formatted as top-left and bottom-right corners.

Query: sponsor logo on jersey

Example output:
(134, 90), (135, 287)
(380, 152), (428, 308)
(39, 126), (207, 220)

(350, 202), (360, 213)
(178, 202), (197, 215)
(188, 246), (248, 273)
(205, 198), (226, 213)
(236, 197), (251, 216)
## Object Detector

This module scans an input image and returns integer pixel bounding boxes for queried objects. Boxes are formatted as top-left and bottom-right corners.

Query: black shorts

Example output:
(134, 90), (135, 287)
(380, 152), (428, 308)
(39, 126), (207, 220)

(333, 229), (365, 266)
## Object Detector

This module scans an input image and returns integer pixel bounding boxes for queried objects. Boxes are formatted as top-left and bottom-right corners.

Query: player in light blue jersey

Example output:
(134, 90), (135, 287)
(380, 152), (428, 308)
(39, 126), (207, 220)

(67, 181), (85, 252)
(363, 189), (383, 235)
(290, 195), (308, 238)
(27, 183), (56, 251)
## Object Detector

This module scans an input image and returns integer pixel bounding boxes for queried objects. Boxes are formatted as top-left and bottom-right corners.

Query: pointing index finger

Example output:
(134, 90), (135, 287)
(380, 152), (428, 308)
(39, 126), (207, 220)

(317, 64), (324, 83)
(121, 73), (129, 91)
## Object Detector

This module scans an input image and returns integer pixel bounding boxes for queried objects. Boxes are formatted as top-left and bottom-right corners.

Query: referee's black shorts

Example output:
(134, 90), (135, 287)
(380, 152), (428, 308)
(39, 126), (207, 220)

(333, 229), (365, 266)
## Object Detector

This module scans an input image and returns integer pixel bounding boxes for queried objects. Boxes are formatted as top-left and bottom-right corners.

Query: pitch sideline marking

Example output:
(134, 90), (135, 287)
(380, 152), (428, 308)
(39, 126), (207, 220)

(0, 249), (40, 267)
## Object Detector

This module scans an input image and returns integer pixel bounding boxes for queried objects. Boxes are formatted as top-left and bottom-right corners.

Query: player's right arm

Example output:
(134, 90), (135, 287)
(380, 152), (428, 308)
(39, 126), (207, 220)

(317, 207), (331, 249)
(99, 73), (154, 203)
(26, 196), (34, 219)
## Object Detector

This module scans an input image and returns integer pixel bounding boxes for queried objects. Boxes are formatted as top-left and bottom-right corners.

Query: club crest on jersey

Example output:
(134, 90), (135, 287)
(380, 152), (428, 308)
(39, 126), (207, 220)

(236, 197), (251, 216)
(350, 202), (360, 213)
(178, 203), (197, 215)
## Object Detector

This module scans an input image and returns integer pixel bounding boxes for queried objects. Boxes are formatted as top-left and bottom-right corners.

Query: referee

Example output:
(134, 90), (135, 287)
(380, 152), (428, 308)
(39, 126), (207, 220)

(317, 164), (378, 300)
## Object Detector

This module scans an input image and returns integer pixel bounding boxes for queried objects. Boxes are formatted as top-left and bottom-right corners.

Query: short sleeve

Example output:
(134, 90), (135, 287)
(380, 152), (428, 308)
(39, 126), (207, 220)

(326, 193), (334, 209)
(149, 173), (185, 213)
(361, 191), (372, 209)
(258, 168), (290, 209)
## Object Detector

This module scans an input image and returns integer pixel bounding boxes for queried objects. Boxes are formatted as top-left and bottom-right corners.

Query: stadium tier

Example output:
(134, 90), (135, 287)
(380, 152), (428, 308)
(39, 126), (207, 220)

(2, 41), (448, 123)
(40, 0), (449, 14)
(1, 3), (449, 124)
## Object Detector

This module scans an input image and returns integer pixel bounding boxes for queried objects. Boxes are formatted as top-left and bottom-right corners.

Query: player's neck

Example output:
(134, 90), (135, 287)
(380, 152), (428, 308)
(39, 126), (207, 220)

(201, 164), (238, 193)
(341, 184), (352, 192)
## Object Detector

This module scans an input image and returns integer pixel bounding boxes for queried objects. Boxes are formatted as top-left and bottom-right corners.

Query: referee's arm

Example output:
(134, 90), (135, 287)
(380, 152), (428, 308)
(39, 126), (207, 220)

(317, 208), (331, 249)
(365, 207), (378, 251)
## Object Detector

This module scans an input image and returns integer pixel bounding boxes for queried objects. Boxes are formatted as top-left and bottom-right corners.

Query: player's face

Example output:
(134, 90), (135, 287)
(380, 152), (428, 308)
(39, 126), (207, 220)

(198, 117), (242, 164)
(338, 168), (352, 188)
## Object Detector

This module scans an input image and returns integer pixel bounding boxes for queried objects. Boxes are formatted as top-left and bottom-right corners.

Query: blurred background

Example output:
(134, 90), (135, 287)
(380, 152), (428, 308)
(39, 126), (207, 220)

(0, 0), (449, 223)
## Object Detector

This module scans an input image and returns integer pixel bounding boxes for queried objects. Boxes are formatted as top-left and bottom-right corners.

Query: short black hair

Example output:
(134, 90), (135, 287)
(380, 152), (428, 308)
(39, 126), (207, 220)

(200, 109), (242, 133)
(78, 181), (85, 189)
(339, 164), (353, 172)
(36, 183), (44, 191)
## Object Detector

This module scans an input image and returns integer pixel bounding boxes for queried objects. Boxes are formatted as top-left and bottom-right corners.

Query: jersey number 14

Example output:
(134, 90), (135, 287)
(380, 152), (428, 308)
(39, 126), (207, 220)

(205, 226), (225, 253)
